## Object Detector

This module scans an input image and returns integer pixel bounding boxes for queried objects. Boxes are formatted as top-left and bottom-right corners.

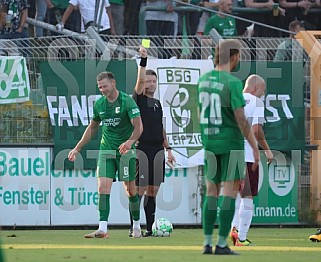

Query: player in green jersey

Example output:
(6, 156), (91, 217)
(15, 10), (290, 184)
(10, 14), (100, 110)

(68, 71), (143, 238)
(197, 39), (259, 255)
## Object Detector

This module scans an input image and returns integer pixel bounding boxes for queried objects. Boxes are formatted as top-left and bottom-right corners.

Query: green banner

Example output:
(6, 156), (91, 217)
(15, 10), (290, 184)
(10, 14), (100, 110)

(40, 60), (305, 172)
(252, 151), (299, 224)
(40, 60), (137, 169)
(0, 56), (31, 104)
(233, 61), (305, 152)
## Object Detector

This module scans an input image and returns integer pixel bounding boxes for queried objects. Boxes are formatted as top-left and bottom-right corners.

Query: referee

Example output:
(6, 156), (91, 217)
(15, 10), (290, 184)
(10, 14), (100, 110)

(129, 46), (176, 237)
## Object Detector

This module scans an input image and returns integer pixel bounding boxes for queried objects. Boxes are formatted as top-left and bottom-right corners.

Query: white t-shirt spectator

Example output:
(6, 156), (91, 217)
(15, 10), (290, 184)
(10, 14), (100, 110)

(69, 0), (111, 32)
(243, 93), (265, 163)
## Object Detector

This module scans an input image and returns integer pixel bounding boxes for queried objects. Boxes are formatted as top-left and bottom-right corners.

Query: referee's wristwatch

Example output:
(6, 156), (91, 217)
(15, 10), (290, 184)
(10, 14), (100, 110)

(165, 147), (172, 151)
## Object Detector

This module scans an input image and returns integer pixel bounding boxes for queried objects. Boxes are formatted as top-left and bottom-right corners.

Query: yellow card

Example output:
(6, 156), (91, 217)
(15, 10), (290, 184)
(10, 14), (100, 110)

(142, 39), (150, 48)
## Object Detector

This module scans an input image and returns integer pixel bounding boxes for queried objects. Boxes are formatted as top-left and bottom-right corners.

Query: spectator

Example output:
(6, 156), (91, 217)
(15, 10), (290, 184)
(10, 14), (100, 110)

(145, 0), (177, 58)
(109, 0), (124, 35)
(196, 0), (219, 35)
(123, 0), (142, 35)
(204, 0), (237, 37)
(279, 0), (313, 16)
(177, 0), (202, 35)
(244, 0), (285, 37)
(145, 0), (177, 36)
(0, 0), (29, 39)
(35, 0), (47, 36)
(57, 0), (115, 35)
(45, 0), (80, 33)
(279, 0), (313, 28)
(273, 20), (304, 61)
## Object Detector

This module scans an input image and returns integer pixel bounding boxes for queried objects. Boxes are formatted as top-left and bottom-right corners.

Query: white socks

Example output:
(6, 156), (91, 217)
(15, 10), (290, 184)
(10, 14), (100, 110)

(238, 198), (253, 241)
(133, 220), (141, 229)
(231, 193), (241, 229)
(98, 221), (108, 232)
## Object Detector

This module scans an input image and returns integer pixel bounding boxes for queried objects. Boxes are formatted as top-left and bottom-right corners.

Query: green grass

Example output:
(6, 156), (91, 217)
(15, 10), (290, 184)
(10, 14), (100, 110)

(1, 228), (321, 262)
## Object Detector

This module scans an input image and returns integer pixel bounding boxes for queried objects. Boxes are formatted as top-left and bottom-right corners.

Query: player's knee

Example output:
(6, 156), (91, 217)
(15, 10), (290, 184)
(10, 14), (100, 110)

(146, 186), (159, 196)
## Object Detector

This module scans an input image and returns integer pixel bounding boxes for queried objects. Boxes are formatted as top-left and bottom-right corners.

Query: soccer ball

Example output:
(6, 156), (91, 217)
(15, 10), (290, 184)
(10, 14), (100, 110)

(152, 218), (173, 237)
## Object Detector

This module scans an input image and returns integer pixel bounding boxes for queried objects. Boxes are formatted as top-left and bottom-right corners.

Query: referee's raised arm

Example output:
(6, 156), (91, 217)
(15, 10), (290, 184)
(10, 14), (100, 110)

(134, 46), (148, 95)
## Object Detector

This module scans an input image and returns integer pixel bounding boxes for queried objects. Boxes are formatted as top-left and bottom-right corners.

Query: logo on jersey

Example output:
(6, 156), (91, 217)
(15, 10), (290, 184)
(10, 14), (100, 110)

(103, 118), (121, 127)
(115, 107), (120, 114)
(131, 108), (140, 115)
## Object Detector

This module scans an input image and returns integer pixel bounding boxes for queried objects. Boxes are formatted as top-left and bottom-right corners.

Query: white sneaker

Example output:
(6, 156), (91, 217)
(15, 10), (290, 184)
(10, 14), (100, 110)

(84, 229), (109, 238)
(132, 227), (142, 238)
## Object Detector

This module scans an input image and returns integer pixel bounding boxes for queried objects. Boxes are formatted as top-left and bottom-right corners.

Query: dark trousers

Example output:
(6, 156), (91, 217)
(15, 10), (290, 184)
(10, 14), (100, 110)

(124, 0), (142, 35)
(146, 20), (175, 59)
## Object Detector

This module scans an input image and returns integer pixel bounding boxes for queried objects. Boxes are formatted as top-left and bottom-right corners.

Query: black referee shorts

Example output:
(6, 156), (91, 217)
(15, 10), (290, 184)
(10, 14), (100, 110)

(135, 144), (165, 187)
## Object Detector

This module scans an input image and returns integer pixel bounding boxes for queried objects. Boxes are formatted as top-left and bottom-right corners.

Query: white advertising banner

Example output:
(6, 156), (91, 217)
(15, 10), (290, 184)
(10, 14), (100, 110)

(0, 56), (31, 104)
(0, 147), (201, 226)
(50, 167), (201, 225)
(0, 148), (51, 225)
(141, 59), (214, 168)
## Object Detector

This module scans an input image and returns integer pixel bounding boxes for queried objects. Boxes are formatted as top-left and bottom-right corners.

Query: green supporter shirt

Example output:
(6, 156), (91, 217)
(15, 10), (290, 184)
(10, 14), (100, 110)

(197, 70), (245, 154)
(92, 91), (140, 154)
(109, 0), (124, 4)
(204, 15), (237, 37)
(51, 0), (70, 9)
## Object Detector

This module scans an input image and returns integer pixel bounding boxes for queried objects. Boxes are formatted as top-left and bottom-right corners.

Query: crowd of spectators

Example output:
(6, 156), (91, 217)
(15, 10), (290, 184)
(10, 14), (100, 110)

(0, 0), (321, 38)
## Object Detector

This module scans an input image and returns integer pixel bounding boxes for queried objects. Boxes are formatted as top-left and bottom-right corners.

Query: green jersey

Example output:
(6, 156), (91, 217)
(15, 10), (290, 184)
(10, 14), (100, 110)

(109, 0), (124, 4)
(198, 70), (245, 154)
(93, 91), (140, 154)
(204, 15), (237, 37)
(52, 0), (70, 9)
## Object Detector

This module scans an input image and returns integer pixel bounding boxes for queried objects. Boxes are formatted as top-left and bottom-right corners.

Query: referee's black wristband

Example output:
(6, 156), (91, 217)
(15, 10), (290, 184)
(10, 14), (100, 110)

(140, 57), (147, 67)
(166, 147), (172, 151)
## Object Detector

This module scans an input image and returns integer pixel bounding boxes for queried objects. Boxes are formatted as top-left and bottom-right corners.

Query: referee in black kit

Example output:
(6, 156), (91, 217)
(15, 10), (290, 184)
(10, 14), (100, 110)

(129, 45), (176, 237)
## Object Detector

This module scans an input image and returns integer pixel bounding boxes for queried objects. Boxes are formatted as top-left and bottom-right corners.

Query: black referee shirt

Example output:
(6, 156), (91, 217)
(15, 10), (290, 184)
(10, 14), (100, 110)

(133, 91), (164, 146)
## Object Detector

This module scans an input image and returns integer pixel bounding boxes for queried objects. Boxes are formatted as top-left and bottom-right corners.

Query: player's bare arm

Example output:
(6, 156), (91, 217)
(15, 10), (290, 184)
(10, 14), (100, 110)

(118, 116), (143, 154)
(68, 120), (100, 161)
(134, 46), (148, 95)
(252, 123), (273, 163)
(234, 107), (259, 170)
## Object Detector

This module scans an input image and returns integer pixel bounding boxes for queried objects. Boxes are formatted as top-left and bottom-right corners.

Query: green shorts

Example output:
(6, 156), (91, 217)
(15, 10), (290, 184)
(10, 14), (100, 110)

(97, 149), (136, 181)
(204, 150), (245, 183)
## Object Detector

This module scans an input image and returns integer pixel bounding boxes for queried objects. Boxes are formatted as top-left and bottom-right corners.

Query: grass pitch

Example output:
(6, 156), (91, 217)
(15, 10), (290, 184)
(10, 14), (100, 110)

(1, 228), (320, 262)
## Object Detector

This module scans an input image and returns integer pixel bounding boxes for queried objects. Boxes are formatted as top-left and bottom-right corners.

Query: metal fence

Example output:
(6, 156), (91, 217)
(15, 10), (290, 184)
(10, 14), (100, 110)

(0, 34), (307, 61)
(0, 34), (312, 223)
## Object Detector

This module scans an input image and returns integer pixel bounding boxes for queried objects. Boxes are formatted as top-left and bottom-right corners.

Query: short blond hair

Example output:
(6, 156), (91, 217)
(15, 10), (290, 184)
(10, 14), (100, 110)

(214, 39), (241, 66)
(96, 71), (115, 82)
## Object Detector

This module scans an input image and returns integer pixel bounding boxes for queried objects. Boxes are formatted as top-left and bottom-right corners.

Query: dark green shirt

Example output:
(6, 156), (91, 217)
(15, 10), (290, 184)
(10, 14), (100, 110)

(198, 70), (245, 154)
(204, 15), (237, 37)
(93, 91), (140, 154)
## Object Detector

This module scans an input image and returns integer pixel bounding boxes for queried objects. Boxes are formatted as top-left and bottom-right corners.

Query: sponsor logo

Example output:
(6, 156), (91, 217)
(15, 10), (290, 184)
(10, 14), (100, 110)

(132, 108), (140, 115)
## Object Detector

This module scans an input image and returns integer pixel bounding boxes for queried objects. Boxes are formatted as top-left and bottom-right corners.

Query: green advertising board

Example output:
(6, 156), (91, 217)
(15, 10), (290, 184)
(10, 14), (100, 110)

(252, 150), (300, 224)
